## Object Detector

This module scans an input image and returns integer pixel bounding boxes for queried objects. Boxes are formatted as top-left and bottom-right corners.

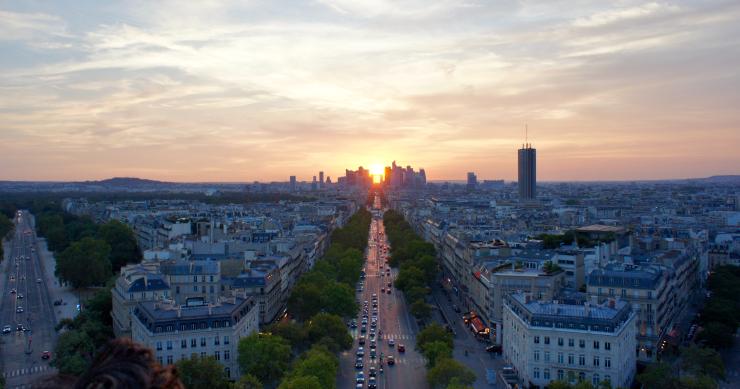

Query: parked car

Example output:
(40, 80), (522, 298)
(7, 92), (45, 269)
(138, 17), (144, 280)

(41, 351), (51, 360)
(2, 325), (11, 334)
(397, 344), (405, 352)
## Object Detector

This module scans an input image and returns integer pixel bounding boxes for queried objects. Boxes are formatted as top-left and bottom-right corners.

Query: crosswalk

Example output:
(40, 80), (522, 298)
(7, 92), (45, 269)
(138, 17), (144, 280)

(362, 356), (427, 366)
(2, 365), (51, 379)
(351, 332), (415, 341)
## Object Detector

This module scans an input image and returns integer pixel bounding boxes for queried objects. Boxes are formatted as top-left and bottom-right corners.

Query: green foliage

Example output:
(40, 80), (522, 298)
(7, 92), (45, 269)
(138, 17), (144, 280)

(52, 330), (95, 376)
(232, 374), (262, 389)
(411, 299), (432, 321)
(698, 265), (740, 348)
(237, 333), (292, 385)
(427, 358), (476, 389)
(680, 345), (725, 381)
(267, 321), (308, 351)
(56, 237), (112, 288)
(277, 376), (323, 389)
(543, 260), (563, 274)
(422, 341), (453, 368)
(305, 313), (353, 352)
(97, 220), (141, 271)
(175, 356), (230, 389)
(417, 323), (454, 353)
(285, 346), (338, 389)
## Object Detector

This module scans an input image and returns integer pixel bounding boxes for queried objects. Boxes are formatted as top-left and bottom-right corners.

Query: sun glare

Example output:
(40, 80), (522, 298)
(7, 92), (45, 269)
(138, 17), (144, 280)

(369, 163), (384, 183)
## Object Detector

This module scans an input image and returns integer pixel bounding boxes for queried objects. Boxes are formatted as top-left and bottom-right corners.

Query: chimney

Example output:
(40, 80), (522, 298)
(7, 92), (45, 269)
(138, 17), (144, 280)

(608, 298), (616, 308)
(584, 302), (591, 317)
(177, 307), (182, 318)
(525, 294), (531, 304)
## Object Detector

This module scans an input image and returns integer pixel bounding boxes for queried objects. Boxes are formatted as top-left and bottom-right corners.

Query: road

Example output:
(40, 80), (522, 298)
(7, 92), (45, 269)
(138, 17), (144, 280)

(1, 211), (58, 387)
(337, 197), (428, 389)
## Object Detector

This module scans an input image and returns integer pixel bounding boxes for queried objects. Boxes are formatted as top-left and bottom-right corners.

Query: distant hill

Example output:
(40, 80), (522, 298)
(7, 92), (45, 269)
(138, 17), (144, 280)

(74, 177), (176, 188)
(687, 175), (740, 184)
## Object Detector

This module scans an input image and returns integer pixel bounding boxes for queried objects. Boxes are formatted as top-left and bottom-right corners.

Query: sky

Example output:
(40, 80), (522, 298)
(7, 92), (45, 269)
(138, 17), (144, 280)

(0, 0), (739, 182)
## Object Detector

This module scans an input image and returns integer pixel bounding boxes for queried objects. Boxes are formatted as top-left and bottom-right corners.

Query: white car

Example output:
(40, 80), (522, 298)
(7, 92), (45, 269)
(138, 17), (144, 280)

(2, 325), (11, 334)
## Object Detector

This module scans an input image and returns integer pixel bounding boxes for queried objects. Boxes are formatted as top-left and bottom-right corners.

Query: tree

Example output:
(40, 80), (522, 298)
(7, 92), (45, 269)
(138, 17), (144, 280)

(233, 374), (262, 389)
(417, 323), (453, 352)
(637, 362), (676, 389)
(680, 345), (725, 381)
(53, 330), (95, 375)
(422, 341), (452, 368)
(411, 299), (432, 321)
(697, 322), (735, 349)
(287, 280), (323, 322)
(427, 358), (476, 389)
(98, 220), (141, 271)
(320, 281), (358, 318)
(237, 333), (292, 385)
(306, 313), (353, 352)
(287, 346), (338, 389)
(176, 356), (230, 389)
(268, 321), (308, 351)
(446, 377), (473, 389)
(55, 237), (112, 288)
(278, 376), (322, 389)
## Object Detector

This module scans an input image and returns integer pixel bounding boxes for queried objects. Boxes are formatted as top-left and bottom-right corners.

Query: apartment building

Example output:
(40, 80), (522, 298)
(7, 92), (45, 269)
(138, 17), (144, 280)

(503, 293), (636, 389)
(112, 262), (171, 337)
(131, 297), (258, 380)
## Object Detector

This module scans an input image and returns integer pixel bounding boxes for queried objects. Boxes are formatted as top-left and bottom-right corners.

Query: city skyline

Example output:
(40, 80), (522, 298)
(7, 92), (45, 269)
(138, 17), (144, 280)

(1, 1), (739, 182)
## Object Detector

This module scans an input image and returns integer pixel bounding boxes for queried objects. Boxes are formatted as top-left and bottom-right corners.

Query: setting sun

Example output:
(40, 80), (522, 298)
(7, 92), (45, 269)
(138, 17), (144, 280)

(369, 163), (384, 184)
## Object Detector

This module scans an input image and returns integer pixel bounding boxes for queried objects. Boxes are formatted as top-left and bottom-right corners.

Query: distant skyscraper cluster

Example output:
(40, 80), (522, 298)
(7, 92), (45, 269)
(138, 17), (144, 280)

(339, 166), (374, 187)
(467, 172), (478, 190)
(518, 143), (537, 200)
(385, 161), (426, 188)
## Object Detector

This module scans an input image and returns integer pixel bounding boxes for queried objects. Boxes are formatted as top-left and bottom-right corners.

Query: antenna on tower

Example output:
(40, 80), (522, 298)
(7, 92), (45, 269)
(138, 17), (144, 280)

(525, 123), (528, 148)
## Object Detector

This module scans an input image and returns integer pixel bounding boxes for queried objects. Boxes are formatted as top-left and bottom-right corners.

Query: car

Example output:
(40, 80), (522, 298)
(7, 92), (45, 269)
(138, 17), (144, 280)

(368, 377), (377, 389)
(356, 384), (364, 389)
(380, 288), (385, 293)
(53, 299), (63, 306)
(10, 289), (16, 294)
(387, 289), (391, 294)
(2, 325), (11, 334)
(369, 367), (377, 377)
(37, 278), (42, 283)
(16, 306), (24, 313)
(387, 356), (395, 365)
(16, 323), (24, 331)
(372, 293), (377, 298)
(355, 359), (364, 369)
(358, 335), (366, 345)
(350, 322), (357, 329)
(41, 351), (51, 360)
(452, 304), (461, 313)
(389, 339), (395, 347)
(371, 321), (376, 328)
(356, 372), (365, 383)
(360, 326), (367, 334)
(370, 349), (377, 358)
(357, 347), (365, 357)
(387, 282), (392, 288)
(398, 344), (405, 352)
(486, 344), (503, 353)
(17, 294), (23, 299)
(9, 276), (15, 282)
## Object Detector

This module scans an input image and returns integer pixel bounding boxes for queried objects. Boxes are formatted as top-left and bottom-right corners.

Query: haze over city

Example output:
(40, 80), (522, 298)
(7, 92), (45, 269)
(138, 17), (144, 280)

(1, 1), (739, 182)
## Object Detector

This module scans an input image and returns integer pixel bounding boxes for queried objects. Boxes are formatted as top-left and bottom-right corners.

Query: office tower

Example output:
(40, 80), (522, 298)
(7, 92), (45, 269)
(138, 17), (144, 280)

(467, 172), (477, 189)
(311, 176), (317, 191)
(384, 166), (391, 186)
(289, 175), (296, 192)
(518, 143), (536, 200)
(418, 169), (426, 185)
(319, 171), (324, 188)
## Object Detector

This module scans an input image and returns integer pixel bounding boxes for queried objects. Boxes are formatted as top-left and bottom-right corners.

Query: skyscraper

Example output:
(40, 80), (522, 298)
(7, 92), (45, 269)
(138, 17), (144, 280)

(319, 171), (324, 189)
(467, 172), (477, 189)
(289, 175), (296, 192)
(518, 144), (536, 200)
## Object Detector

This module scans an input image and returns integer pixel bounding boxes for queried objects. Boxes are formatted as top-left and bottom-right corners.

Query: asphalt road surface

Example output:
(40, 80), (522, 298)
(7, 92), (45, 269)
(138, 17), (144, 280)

(337, 198), (428, 389)
(1, 211), (57, 387)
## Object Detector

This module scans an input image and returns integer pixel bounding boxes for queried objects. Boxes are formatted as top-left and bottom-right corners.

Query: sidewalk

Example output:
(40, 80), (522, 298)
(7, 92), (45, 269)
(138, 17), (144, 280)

(34, 238), (80, 323)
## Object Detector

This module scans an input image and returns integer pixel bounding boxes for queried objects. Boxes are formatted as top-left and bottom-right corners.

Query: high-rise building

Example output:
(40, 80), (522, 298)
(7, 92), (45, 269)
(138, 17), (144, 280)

(311, 176), (317, 191)
(319, 171), (324, 188)
(289, 175), (296, 192)
(467, 172), (477, 189)
(518, 144), (536, 200)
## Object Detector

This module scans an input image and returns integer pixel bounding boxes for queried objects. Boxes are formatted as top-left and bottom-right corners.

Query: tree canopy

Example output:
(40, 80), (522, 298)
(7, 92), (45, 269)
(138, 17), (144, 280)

(237, 333), (292, 386)
(55, 237), (112, 288)
(175, 356), (230, 389)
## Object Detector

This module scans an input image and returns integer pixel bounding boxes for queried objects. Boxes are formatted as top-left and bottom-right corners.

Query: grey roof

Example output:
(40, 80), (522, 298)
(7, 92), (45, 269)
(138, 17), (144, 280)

(133, 297), (256, 334)
(160, 260), (219, 275)
(127, 274), (170, 293)
(586, 264), (664, 289)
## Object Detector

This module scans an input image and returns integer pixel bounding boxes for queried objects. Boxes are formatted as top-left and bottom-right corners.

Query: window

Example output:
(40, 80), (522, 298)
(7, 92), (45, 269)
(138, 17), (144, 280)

(544, 369), (551, 380)
(579, 372), (586, 382)
(214, 351), (220, 361)
(557, 370), (564, 380)
(579, 355), (585, 366)
(201, 352), (206, 357)
(568, 371), (575, 383)
(544, 352), (551, 362)
(568, 338), (574, 347)
(225, 367), (231, 378)
(224, 350), (230, 360)
(593, 374), (600, 386)
(193, 276), (197, 282)
(593, 341), (600, 349)
(167, 355), (173, 364)
(621, 289), (627, 297)
(533, 367), (540, 379)
(605, 357), (611, 369)
(193, 285), (198, 292)
(156, 356), (163, 365)
(568, 354), (574, 365)
(167, 341), (173, 350)
(579, 339), (585, 348)
(201, 338), (206, 347)
(181, 340), (187, 349)
(201, 276), (205, 282)
(604, 375), (611, 383)
(176, 286), (180, 294)
(558, 352), (564, 364)
(210, 285), (214, 293)
(558, 337), (564, 346)
(534, 336), (540, 344)
(224, 336), (230, 345)
(593, 356), (600, 367)
(210, 275), (214, 282)
(609, 288), (614, 296)
(544, 336), (550, 345)
(191, 338), (197, 348)
(156, 342), (162, 351)
(215, 336), (220, 346)
(534, 351), (540, 361)
(605, 342), (611, 351)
